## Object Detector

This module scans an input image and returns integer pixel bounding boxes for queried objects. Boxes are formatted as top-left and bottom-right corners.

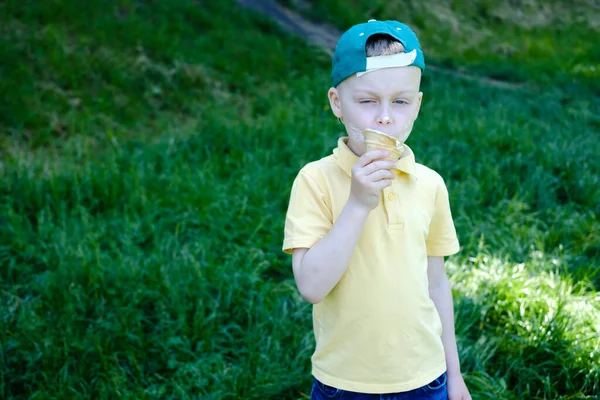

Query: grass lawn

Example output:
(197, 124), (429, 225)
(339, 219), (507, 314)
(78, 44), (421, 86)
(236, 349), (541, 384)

(1, 0), (599, 399)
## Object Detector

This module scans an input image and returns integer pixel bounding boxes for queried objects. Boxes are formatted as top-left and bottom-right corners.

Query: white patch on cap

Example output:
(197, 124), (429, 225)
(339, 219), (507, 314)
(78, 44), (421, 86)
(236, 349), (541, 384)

(356, 49), (417, 78)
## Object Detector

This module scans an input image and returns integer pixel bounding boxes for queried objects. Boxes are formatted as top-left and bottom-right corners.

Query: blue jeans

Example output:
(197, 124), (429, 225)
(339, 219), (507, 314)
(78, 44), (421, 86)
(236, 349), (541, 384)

(310, 372), (448, 400)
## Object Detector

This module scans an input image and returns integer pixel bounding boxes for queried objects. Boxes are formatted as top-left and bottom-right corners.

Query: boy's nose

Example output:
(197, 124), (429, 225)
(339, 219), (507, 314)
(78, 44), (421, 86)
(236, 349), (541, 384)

(377, 115), (393, 126)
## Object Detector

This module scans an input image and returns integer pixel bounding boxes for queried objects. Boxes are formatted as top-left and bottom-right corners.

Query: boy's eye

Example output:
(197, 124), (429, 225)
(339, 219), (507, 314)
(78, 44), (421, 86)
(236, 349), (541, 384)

(394, 99), (408, 105)
(359, 99), (376, 104)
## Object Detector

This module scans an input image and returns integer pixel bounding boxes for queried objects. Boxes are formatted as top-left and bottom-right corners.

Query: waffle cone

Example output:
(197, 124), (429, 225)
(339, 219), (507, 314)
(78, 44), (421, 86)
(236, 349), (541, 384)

(363, 129), (404, 162)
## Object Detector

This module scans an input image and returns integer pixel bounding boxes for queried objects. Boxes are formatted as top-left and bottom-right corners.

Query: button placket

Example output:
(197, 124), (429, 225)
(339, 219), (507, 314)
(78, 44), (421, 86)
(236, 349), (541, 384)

(382, 184), (403, 229)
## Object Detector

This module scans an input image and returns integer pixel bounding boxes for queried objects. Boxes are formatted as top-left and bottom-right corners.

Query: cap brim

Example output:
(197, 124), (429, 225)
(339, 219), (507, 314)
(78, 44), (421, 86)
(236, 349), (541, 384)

(356, 49), (417, 77)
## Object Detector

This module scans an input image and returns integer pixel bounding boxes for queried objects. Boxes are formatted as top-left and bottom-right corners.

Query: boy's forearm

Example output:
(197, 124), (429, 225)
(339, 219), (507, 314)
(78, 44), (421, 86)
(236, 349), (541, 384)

(296, 198), (370, 303)
(429, 279), (462, 377)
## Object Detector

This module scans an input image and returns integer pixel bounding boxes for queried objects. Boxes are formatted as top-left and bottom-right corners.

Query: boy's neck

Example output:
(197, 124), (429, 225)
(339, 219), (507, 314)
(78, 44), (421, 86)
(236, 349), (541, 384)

(346, 138), (363, 157)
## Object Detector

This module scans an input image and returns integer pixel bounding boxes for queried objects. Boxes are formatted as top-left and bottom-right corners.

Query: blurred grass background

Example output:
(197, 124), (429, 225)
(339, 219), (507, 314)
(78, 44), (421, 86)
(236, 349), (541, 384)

(0, 0), (599, 399)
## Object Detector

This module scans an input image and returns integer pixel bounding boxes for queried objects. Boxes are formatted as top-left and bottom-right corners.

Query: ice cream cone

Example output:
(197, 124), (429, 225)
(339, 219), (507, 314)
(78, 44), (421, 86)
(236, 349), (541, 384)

(363, 128), (404, 162)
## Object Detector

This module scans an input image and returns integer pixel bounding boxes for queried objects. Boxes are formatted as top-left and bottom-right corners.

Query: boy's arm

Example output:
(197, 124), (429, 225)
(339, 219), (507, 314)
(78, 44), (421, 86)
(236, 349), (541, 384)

(292, 198), (370, 304)
(291, 150), (396, 304)
(427, 256), (471, 400)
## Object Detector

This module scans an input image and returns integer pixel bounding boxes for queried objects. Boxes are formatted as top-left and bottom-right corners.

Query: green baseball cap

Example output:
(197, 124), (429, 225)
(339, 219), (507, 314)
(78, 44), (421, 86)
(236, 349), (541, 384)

(331, 19), (425, 87)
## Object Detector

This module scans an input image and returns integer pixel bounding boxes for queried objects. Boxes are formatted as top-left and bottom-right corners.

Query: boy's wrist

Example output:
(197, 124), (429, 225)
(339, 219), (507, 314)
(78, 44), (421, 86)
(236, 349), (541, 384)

(446, 365), (462, 378)
(345, 197), (372, 218)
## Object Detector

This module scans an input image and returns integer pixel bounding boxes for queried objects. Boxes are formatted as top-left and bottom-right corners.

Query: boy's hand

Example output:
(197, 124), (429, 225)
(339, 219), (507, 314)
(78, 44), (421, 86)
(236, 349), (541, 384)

(448, 373), (472, 400)
(349, 150), (396, 210)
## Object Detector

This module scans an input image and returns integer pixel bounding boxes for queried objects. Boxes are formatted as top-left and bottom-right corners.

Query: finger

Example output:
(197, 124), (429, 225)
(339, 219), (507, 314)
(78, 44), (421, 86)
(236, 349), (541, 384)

(362, 160), (397, 175)
(373, 179), (393, 190)
(366, 169), (396, 182)
(356, 150), (389, 168)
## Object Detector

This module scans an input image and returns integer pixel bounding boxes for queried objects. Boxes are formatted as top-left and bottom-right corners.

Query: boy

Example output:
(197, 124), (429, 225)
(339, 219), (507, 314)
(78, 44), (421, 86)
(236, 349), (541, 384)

(282, 20), (471, 400)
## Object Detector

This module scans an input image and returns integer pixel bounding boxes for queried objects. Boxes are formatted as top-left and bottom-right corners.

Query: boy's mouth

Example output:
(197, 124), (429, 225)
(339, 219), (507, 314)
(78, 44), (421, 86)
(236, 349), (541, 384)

(347, 122), (413, 144)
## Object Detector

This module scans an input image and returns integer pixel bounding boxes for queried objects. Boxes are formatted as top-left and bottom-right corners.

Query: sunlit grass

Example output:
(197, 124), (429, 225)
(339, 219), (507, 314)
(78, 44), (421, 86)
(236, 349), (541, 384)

(450, 253), (600, 399)
(0, 0), (599, 399)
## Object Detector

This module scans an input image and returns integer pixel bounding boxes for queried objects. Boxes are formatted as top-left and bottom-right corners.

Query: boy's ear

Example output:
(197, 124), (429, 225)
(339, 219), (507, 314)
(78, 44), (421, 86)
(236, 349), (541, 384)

(328, 87), (343, 119)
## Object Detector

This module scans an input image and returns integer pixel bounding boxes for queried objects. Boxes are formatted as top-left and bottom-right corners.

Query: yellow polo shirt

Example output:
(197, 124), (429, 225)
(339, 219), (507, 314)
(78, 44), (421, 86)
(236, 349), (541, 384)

(282, 137), (460, 394)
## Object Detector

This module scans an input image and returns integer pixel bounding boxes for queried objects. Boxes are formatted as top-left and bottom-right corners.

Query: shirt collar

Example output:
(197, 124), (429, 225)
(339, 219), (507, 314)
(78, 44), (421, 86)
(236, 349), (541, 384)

(333, 137), (418, 180)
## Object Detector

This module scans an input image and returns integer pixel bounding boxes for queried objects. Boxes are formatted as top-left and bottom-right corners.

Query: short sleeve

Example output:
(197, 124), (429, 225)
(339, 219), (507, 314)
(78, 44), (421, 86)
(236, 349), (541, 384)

(426, 178), (460, 256)
(282, 170), (333, 254)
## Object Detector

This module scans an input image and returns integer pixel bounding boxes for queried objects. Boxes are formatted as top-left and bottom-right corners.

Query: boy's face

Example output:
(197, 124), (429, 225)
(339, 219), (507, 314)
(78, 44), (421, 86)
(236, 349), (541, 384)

(328, 66), (423, 155)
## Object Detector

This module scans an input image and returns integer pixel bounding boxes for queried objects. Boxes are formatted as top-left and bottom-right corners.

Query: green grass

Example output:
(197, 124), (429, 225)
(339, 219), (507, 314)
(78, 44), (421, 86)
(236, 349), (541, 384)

(1, 0), (599, 399)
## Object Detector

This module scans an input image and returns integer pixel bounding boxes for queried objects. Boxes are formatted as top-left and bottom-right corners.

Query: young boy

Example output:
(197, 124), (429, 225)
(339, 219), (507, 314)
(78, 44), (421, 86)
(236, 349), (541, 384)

(282, 20), (471, 400)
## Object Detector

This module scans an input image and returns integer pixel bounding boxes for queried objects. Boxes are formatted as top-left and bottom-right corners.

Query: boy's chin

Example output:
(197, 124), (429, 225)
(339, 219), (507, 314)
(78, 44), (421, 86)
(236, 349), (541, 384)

(346, 137), (367, 156)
